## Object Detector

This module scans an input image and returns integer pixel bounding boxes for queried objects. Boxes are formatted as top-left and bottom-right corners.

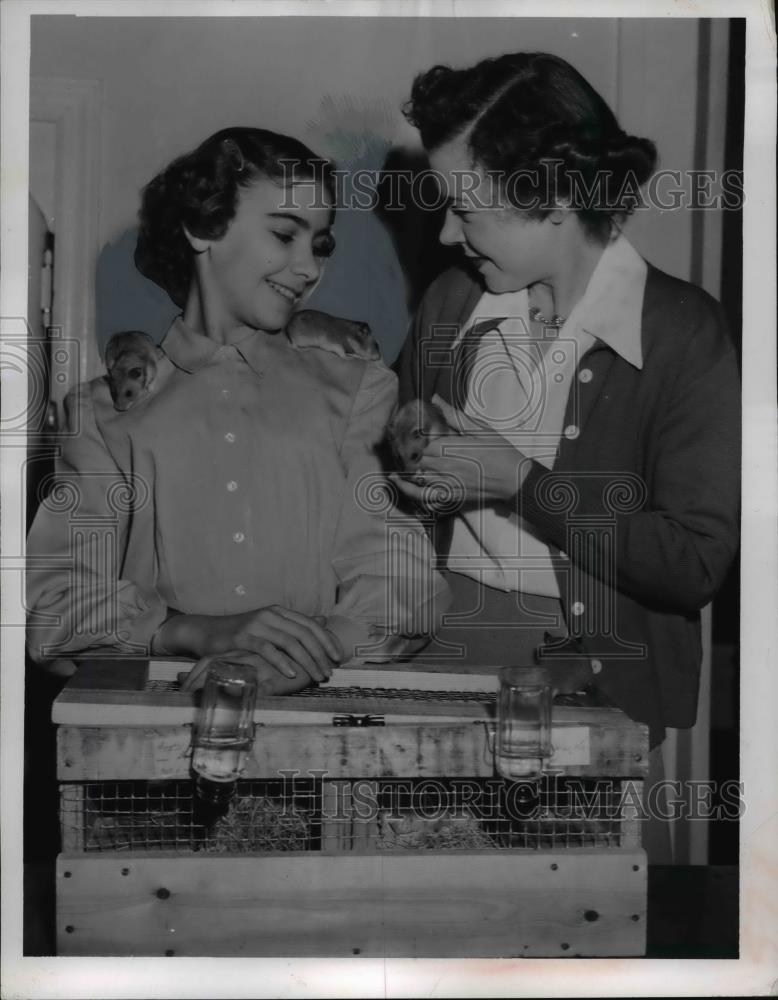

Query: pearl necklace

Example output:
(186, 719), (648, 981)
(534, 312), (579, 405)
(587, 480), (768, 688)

(529, 305), (566, 328)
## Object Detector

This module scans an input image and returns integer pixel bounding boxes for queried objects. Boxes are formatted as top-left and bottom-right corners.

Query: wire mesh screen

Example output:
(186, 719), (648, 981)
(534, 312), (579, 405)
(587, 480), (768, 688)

(330, 777), (627, 852)
(61, 779), (321, 854)
(62, 776), (633, 855)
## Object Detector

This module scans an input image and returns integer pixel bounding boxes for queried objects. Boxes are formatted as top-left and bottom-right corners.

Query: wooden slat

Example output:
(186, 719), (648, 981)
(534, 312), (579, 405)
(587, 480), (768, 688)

(59, 785), (84, 853)
(57, 710), (649, 781)
(320, 780), (352, 853)
(56, 850), (646, 957)
(54, 661), (504, 728)
(65, 657), (503, 692)
(52, 687), (495, 726)
(148, 659), (503, 690)
(619, 778), (644, 849)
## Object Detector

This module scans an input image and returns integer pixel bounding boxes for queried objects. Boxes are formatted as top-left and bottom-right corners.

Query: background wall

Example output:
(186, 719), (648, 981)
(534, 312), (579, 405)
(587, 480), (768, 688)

(30, 15), (727, 367)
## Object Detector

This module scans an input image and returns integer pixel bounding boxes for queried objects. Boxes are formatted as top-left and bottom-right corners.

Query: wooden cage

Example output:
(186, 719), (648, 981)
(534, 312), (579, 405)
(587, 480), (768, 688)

(53, 658), (649, 957)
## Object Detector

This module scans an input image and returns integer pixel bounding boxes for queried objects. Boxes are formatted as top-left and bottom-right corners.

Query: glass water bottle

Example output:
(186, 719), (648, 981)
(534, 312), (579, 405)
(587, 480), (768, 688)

(191, 657), (258, 810)
(495, 666), (553, 780)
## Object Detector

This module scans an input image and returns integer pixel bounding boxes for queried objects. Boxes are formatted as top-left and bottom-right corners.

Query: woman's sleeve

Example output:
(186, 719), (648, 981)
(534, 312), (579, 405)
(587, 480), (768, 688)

(26, 383), (169, 663)
(516, 299), (741, 614)
(327, 363), (450, 660)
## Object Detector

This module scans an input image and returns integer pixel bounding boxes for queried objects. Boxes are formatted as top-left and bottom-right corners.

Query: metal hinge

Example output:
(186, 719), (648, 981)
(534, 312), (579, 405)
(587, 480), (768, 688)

(332, 714), (385, 727)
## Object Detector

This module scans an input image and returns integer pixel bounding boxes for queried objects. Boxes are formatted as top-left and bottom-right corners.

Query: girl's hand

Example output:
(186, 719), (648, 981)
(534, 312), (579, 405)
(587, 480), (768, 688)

(180, 648), (317, 694)
(154, 605), (343, 684)
(389, 394), (531, 509)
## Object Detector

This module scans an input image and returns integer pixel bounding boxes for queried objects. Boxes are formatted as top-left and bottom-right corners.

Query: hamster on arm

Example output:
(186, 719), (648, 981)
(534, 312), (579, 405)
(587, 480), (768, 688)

(328, 368), (451, 662)
(104, 330), (163, 411)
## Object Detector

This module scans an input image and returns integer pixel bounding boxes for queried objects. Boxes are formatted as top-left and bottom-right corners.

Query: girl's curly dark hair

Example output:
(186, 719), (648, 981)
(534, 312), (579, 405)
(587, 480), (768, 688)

(403, 53), (657, 239)
(135, 127), (336, 307)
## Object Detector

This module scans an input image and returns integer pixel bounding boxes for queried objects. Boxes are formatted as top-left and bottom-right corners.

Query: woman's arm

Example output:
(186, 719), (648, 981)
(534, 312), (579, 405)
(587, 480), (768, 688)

(27, 383), (343, 683)
(517, 338), (741, 614)
(26, 384), (169, 663)
(327, 362), (450, 661)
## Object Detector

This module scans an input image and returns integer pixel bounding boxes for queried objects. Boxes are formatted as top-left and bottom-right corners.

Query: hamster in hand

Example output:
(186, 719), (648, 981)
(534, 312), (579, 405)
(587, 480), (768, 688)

(387, 398), (453, 472)
(104, 331), (163, 411)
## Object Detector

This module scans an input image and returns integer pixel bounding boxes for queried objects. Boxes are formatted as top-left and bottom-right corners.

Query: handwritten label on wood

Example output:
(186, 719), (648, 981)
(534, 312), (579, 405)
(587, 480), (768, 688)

(149, 735), (191, 778)
(549, 727), (590, 766)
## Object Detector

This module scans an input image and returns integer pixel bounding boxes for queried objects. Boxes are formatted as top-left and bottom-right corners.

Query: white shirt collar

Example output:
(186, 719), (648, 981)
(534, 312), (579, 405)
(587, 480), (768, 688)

(461, 234), (647, 370)
(568, 233), (647, 370)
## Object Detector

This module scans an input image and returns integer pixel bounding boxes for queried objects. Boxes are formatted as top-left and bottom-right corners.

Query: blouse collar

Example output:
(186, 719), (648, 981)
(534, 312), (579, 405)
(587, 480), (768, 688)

(572, 233), (647, 370)
(160, 317), (277, 377)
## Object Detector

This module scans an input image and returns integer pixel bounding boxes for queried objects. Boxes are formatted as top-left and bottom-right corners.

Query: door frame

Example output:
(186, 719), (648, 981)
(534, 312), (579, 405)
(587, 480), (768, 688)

(30, 77), (102, 403)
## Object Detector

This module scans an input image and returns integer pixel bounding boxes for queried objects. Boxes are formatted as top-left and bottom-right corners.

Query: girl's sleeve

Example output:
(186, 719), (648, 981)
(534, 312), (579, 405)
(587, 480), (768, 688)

(26, 383), (169, 663)
(327, 362), (450, 661)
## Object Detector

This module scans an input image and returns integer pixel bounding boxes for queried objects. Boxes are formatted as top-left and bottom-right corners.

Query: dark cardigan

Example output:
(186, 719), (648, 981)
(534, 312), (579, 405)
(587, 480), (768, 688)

(394, 263), (741, 744)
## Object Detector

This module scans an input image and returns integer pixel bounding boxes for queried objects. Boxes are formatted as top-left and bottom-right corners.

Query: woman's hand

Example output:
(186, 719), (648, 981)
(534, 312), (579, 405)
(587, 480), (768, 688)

(179, 647), (317, 695)
(389, 394), (531, 510)
(154, 605), (343, 684)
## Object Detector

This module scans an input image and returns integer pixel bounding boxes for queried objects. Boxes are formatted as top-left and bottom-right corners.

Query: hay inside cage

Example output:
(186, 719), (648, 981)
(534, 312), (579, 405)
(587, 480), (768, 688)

(375, 808), (495, 851)
(206, 795), (312, 853)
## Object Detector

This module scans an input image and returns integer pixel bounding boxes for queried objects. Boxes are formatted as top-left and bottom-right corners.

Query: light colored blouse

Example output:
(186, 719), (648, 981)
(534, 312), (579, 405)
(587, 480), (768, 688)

(26, 317), (447, 663)
(445, 234), (648, 598)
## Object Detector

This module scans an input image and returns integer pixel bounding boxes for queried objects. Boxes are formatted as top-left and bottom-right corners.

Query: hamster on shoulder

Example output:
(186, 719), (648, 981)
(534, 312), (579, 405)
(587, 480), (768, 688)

(286, 309), (381, 361)
(104, 330), (163, 411)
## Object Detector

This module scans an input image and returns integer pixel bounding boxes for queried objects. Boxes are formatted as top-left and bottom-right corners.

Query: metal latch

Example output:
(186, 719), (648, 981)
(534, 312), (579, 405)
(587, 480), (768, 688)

(332, 714), (385, 727)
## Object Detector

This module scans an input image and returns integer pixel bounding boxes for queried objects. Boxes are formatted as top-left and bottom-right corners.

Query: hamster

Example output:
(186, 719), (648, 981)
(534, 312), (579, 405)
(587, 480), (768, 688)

(386, 398), (452, 472)
(104, 330), (163, 412)
(286, 309), (381, 361)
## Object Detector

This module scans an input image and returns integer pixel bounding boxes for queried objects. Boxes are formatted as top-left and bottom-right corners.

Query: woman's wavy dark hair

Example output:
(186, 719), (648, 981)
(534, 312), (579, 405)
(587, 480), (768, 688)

(135, 127), (336, 307)
(403, 52), (657, 239)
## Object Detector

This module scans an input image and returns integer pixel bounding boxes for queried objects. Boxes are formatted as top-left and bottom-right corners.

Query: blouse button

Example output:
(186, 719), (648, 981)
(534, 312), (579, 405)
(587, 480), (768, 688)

(571, 601), (585, 616)
(564, 425), (580, 440)
(590, 658), (603, 674)
(234, 584), (247, 596)
(226, 480), (238, 492)
(233, 532), (245, 544)
(578, 368), (593, 383)
(225, 432), (236, 444)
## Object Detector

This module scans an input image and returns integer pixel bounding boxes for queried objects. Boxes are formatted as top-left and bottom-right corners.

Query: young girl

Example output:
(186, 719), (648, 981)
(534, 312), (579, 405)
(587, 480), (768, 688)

(27, 126), (447, 692)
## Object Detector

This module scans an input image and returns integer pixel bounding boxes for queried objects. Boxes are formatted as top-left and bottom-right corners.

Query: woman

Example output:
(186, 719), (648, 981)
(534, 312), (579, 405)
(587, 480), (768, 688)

(27, 126), (446, 691)
(393, 53), (740, 751)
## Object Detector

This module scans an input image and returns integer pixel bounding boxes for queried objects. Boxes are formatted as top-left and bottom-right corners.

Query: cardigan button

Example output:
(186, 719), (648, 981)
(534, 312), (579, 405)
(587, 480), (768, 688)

(564, 425), (580, 440)
(590, 658), (603, 674)
(578, 368), (593, 383)
(571, 601), (585, 616)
